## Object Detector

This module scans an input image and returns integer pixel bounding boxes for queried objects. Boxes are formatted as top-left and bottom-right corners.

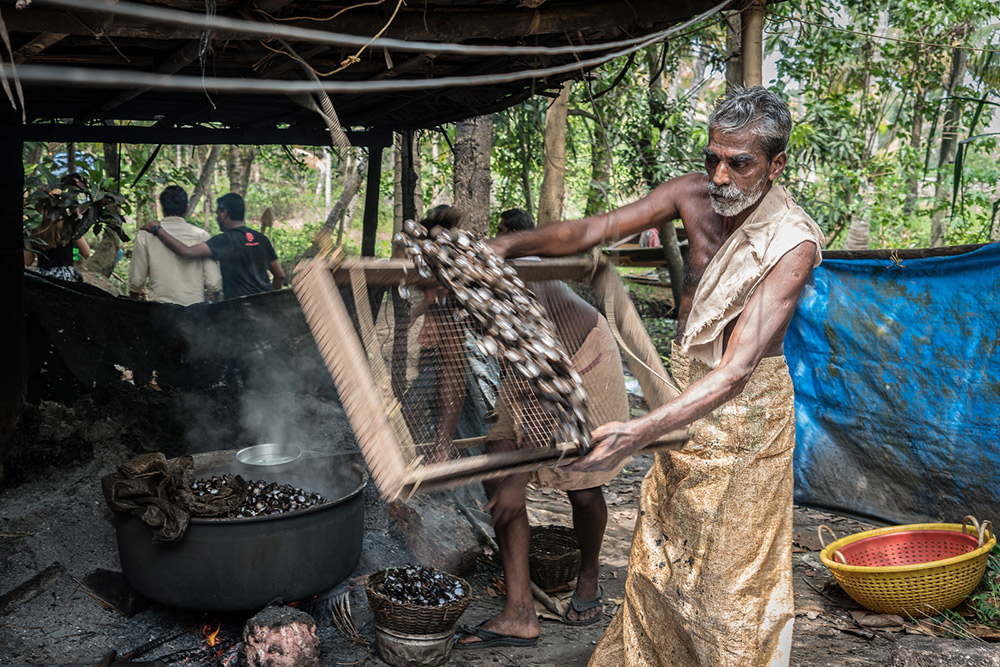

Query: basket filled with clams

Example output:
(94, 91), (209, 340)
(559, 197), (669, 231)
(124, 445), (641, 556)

(365, 565), (470, 636)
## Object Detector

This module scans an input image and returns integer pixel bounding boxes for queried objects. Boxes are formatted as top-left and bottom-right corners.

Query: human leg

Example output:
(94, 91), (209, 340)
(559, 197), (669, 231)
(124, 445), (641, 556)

(456, 467), (539, 645)
(565, 486), (607, 623)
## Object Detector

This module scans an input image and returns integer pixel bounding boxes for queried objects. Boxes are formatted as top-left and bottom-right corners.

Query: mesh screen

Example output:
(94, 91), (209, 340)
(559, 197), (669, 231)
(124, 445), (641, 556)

(353, 275), (598, 467)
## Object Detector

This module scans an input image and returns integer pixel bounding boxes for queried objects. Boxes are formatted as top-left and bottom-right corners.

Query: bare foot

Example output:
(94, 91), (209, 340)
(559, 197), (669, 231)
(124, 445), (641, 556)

(456, 614), (540, 645)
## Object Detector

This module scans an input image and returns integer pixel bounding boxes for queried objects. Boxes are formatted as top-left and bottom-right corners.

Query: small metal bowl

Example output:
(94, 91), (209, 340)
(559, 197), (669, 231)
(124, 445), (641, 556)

(236, 443), (302, 467)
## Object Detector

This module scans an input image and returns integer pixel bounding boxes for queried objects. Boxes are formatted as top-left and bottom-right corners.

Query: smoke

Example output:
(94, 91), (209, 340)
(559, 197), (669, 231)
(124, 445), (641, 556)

(165, 292), (357, 462)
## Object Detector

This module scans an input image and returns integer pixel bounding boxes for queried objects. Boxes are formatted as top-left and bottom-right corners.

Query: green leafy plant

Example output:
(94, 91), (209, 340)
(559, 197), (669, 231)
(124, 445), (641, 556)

(966, 544), (1000, 626)
(23, 165), (131, 246)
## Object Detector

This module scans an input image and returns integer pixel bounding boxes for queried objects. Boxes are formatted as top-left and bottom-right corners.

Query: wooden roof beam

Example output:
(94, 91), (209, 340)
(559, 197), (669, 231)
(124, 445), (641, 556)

(19, 122), (393, 148)
(13, 33), (67, 63)
(89, 38), (203, 117)
(80, 0), (300, 117)
(2, 1), (704, 44)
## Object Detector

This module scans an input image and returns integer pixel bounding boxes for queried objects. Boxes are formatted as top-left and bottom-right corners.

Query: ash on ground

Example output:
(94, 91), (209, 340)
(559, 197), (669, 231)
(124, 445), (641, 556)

(0, 381), (412, 665)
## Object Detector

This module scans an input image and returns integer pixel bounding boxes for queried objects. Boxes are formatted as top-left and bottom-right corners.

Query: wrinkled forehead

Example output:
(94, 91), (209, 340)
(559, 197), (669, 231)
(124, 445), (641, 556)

(705, 127), (766, 158)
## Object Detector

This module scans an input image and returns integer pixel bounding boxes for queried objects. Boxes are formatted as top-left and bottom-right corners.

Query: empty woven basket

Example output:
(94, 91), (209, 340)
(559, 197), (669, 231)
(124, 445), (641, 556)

(529, 524), (581, 591)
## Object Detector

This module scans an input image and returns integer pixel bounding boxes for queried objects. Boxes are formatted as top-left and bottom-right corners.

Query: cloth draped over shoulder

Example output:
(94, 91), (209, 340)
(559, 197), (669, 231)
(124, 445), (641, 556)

(679, 185), (824, 367)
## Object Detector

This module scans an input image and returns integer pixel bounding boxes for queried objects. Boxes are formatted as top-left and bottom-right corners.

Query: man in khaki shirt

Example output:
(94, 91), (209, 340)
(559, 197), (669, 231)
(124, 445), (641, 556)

(128, 186), (221, 305)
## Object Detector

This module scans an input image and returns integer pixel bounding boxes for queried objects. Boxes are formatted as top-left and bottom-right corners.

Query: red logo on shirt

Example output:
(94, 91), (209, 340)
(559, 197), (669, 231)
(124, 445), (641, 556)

(245, 231), (259, 247)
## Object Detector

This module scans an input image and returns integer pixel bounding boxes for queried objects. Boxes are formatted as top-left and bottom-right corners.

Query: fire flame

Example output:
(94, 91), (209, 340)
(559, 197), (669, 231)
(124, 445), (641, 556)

(202, 622), (221, 647)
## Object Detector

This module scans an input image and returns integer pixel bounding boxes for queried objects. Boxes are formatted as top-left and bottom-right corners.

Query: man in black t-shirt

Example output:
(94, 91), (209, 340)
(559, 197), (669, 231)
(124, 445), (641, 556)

(140, 192), (284, 300)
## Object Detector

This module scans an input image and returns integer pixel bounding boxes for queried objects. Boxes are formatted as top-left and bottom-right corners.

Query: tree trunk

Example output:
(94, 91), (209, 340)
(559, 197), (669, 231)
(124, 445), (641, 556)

(324, 148), (332, 212)
(187, 144), (224, 218)
(930, 41), (969, 247)
(584, 130), (613, 217)
(392, 144), (402, 234)
(583, 87), (615, 218)
(725, 12), (742, 93)
(67, 141), (76, 173)
(26, 143), (43, 165)
(537, 85), (570, 225)
(82, 142), (122, 277)
(843, 178), (873, 250)
(691, 40), (710, 88)
(393, 131), (423, 238)
(430, 137), (450, 206)
(227, 145), (257, 197)
(520, 158), (534, 220)
(453, 115), (493, 236)
(642, 54), (684, 311)
(991, 179), (1000, 242)
(741, 1), (765, 87)
(905, 91), (925, 213)
(324, 152), (367, 247)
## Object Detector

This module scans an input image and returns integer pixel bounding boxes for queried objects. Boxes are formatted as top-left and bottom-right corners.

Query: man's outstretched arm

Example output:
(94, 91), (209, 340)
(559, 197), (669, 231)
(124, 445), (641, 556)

(489, 176), (693, 259)
(570, 241), (817, 472)
(140, 221), (213, 259)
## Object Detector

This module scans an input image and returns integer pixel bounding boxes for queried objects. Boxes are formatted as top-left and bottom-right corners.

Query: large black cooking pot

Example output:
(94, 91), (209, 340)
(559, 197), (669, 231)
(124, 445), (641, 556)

(114, 449), (366, 611)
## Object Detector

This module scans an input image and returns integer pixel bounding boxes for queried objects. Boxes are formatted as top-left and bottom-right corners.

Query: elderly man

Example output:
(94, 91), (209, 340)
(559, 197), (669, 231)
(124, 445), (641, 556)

(128, 185), (221, 305)
(140, 192), (283, 300)
(489, 86), (824, 666)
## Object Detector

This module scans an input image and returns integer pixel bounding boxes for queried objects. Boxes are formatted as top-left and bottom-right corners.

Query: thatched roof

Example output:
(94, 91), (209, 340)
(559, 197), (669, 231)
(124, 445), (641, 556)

(2, 0), (732, 144)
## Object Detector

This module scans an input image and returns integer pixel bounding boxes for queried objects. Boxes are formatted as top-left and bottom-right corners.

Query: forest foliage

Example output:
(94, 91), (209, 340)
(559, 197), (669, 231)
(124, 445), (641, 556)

(21, 0), (1000, 294)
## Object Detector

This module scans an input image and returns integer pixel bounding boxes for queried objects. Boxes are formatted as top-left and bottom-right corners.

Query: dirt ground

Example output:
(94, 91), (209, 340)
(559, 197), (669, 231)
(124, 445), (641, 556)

(0, 413), (894, 667)
(0, 382), (991, 666)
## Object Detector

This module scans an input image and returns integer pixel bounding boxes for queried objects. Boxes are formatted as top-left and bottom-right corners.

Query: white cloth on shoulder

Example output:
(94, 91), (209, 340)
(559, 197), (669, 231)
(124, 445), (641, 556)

(679, 184), (824, 367)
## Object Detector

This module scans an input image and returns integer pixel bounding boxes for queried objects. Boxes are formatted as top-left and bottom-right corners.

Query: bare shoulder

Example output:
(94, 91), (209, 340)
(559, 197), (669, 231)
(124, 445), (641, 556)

(647, 172), (707, 201)
(633, 173), (709, 223)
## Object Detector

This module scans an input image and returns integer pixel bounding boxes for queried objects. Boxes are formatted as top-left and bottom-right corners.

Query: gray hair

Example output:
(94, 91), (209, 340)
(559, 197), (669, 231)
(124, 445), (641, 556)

(708, 86), (792, 160)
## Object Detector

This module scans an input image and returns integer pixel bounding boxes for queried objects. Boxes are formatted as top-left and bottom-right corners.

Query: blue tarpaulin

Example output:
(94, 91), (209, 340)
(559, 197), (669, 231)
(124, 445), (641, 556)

(785, 243), (1000, 525)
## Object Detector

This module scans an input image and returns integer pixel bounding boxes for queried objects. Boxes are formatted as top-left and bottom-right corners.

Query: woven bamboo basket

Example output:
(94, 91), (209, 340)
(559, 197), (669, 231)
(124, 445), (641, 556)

(819, 516), (995, 617)
(365, 568), (471, 636)
(529, 524), (582, 591)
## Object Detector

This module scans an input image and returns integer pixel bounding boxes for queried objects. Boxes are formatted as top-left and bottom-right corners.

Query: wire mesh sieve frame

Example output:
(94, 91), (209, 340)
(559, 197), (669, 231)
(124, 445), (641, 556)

(293, 252), (688, 501)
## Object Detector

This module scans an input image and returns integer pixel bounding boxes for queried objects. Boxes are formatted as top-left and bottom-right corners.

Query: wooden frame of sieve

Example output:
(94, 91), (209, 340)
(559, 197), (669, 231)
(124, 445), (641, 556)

(293, 252), (689, 501)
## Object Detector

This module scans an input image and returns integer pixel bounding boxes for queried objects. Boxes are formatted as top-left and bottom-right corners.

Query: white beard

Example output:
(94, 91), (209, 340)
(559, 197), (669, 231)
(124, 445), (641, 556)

(708, 177), (767, 217)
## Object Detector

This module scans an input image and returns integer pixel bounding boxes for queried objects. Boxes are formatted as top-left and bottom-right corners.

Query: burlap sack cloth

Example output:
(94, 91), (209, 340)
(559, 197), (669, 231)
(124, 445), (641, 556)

(589, 343), (796, 667)
(102, 452), (246, 541)
(488, 315), (630, 490)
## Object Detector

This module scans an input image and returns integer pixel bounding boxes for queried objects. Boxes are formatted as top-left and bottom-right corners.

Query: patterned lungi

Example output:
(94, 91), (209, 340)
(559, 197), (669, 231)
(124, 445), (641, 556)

(589, 343), (796, 666)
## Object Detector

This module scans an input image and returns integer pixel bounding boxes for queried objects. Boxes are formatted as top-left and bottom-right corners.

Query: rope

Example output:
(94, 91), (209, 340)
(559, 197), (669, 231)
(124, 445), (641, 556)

(603, 271), (681, 393)
(277, 40), (351, 152)
(253, 0), (388, 24)
(262, 0), (405, 77)
(0, 8), (26, 121)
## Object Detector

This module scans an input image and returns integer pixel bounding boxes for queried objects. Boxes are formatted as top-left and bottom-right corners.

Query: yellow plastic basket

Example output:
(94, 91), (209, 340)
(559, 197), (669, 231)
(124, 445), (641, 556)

(818, 516), (995, 618)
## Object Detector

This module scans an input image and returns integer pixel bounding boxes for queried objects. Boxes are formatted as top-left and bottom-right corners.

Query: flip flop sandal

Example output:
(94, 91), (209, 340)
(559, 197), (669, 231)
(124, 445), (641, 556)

(561, 584), (605, 626)
(453, 622), (540, 650)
